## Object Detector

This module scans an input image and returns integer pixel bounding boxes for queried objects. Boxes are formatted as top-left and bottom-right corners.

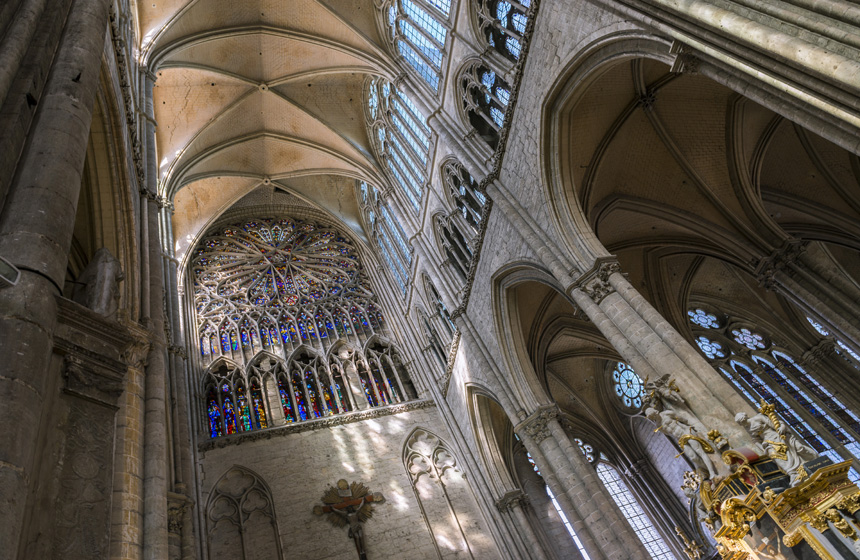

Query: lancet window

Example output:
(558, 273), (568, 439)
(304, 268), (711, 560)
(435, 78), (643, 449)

(385, 0), (451, 91)
(360, 181), (412, 295)
(192, 216), (416, 438)
(475, 0), (530, 61)
(443, 161), (486, 235)
(687, 307), (860, 479)
(573, 439), (674, 560)
(367, 78), (432, 212)
(460, 63), (511, 149)
(420, 277), (455, 367)
(436, 214), (473, 280)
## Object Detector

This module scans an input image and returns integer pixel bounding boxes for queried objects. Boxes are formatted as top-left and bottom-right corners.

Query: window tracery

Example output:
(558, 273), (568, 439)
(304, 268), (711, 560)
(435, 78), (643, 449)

(360, 181), (412, 295)
(367, 79), (431, 212)
(192, 217), (416, 438)
(384, 0), (451, 91)
(419, 277), (455, 368)
(443, 160), (486, 235)
(612, 362), (644, 409)
(460, 62), (511, 149)
(571, 438), (674, 560)
(688, 307), (860, 480)
(475, 0), (530, 62)
(436, 214), (473, 280)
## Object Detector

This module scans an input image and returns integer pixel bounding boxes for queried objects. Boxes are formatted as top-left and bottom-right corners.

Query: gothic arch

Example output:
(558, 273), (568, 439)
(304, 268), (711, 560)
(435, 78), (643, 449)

(402, 427), (499, 559)
(205, 466), (283, 560)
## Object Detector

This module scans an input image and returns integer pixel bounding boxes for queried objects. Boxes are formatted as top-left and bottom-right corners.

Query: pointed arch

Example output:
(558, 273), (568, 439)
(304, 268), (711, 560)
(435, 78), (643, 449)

(206, 466), (283, 560)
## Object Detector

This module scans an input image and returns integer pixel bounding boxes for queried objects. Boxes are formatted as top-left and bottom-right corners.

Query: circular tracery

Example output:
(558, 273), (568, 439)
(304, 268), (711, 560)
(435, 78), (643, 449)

(194, 218), (366, 317)
(612, 362), (643, 409)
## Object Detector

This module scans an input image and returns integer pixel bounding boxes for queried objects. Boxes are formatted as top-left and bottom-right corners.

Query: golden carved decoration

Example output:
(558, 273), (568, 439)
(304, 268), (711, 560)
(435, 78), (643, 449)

(758, 400), (784, 441)
(707, 429), (728, 449)
(761, 486), (776, 505)
(677, 434), (715, 456)
(720, 498), (757, 537)
(675, 526), (703, 559)
(721, 449), (749, 467)
(782, 530), (803, 547)
(763, 439), (788, 460)
(837, 493), (860, 514)
(825, 508), (857, 540)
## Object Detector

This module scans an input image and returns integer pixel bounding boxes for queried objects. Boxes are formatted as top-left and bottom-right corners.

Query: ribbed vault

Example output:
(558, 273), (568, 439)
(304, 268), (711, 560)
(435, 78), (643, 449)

(138, 0), (397, 262)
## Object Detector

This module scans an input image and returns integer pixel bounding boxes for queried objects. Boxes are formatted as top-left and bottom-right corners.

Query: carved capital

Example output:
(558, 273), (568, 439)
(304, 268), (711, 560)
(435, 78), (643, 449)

(495, 489), (529, 513)
(573, 258), (621, 304)
(802, 338), (837, 367)
(168, 344), (188, 360)
(517, 406), (558, 444)
(167, 493), (193, 535)
(755, 240), (806, 289)
(121, 338), (150, 370)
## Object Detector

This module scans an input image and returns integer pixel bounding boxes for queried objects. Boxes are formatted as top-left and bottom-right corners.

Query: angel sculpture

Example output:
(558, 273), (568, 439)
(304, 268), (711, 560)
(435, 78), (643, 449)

(735, 402), (817, 486)
(647, 407), (718, 479)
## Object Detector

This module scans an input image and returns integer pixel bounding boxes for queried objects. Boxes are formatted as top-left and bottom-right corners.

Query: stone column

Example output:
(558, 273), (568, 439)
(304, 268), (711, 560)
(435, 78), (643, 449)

(516, 407), (649, 560)
(568, 259), (754, 446)
(141, 71), (170, 560)
(0, 0), (112, 553)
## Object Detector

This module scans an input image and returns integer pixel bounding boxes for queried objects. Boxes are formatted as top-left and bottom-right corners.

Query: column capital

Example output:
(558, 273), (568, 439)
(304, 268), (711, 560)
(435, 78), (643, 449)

(572, 257), (621, 303)
(516, 405), (559, 443)
(495, 489), (529, 513)
(801, 338), (837, 367)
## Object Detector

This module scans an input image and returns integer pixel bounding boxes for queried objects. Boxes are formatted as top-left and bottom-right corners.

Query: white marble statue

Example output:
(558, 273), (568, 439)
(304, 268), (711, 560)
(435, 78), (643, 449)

(647, 407), (718, 479)
(735, 410), (817, 486)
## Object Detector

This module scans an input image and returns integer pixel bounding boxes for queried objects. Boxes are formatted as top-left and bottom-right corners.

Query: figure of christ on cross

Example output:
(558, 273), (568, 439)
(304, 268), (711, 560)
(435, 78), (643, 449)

(313, 479), (385, 560)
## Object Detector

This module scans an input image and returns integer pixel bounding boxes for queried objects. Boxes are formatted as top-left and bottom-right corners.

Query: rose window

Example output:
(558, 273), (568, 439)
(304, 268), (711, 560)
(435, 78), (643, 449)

(613, 362), (644, 409)
(731, 328), (766, 350)
(687, 308), (719, 329)
(696, 336), (726, 359)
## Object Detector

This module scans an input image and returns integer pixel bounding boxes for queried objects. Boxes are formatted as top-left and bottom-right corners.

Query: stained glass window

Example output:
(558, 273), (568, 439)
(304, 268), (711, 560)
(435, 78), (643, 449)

(613, 362), (644, 409)
(386, 0), (449, 90)
(461, 63), (512, 149)
(367, 79), (431, 213)
(689, 307), (860, 480)
(476, 0), (530, 61)
(596, 463), (676, 560)
(687, 308), (719, 329)
(444, 161), (486, 234)
(193, 217), (416, 438)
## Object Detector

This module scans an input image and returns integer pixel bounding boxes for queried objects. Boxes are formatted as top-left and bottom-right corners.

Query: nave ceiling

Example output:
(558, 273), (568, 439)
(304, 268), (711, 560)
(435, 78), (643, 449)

(136, 0), (396, 262)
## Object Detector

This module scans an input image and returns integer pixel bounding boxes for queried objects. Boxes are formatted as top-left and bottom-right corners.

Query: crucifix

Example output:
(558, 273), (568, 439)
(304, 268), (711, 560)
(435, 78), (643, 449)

(313, 479), (385, 560)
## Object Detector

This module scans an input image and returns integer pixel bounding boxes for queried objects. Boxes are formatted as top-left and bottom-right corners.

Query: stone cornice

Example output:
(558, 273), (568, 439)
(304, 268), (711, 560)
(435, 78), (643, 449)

(198, 399), (436, 451)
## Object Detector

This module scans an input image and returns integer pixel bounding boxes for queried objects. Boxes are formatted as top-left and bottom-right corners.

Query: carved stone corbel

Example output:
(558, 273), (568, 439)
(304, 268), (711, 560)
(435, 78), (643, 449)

(167, 492), (193, 535)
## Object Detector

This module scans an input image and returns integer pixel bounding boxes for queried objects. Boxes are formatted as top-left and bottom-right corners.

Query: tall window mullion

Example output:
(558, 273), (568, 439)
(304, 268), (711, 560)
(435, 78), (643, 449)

(398, 20), (443, 68)
(387, 149), (422, 203)
(381, 205), (411, 266)
(386, 159), (421, 211)
(389, 135), (425, 185)
(391, 106), (430, 155)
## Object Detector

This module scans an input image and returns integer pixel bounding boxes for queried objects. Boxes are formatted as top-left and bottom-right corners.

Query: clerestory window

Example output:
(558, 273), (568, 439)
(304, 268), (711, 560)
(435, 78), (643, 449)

(360, 181), (412, 295)
(367, 78), (432, 213)
(475, 0), (530, 62)
(385, 0), (451, 91)
(460, 63), (511, 149)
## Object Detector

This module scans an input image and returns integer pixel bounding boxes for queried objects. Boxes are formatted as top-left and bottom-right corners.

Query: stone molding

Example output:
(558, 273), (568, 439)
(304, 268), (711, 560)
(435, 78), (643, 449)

(440, 330), (462, 398)
(198, 399), (436, 451)
(572, 257), (622, 304)
(802, 338), (837, 367)
(448, 0), (542, 321)
(670, 41), (700, 75)
(755, 239), (806, 289)
(60, 352), (125, 408)
(495, 489), (529, 513)
(516, 405), (559, 444)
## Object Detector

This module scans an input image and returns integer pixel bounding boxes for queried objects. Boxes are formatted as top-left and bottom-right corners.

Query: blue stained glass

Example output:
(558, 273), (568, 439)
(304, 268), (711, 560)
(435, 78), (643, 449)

(207, 390), (222, 438)
(292, 371), (308, 421)
(222, 394), (237, 435)
(490, 107), (505, 127)
(426, 0), (451, 16)
(505, 36), (521, 58)
(236, 385), (252, 432)
(396, 41), (439, 90)
(278, 379), (295, 423)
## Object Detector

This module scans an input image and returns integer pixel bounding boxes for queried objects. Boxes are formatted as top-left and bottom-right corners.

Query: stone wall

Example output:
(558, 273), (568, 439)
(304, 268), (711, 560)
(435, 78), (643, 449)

(197, 404), (500, 559)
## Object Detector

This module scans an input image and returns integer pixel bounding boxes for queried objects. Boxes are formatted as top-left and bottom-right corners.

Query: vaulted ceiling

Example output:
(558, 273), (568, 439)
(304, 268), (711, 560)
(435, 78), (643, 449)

(137, 0), (397, 261)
